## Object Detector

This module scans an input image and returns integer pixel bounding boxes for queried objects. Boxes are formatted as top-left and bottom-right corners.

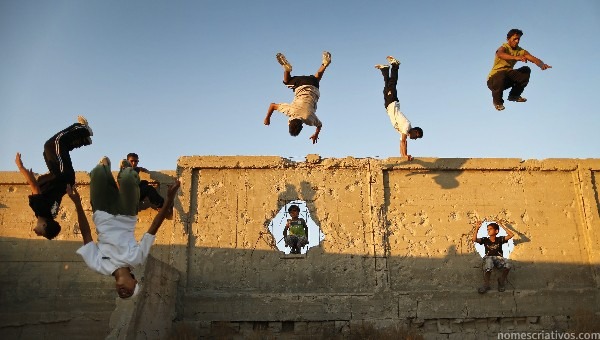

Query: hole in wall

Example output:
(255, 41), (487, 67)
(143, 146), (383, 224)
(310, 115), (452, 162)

(474, 221), (515, 259)
(267, 200), (323, 254)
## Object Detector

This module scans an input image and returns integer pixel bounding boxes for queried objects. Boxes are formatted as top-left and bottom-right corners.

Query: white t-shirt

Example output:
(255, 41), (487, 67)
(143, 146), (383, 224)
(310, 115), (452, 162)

(76, 211), (155, 275)
(386, 101), (411, 135)
(278, 85), (323, 127)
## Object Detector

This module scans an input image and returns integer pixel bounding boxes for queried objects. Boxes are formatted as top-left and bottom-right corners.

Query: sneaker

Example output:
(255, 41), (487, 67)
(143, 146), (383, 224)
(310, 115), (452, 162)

(77, 115), (93, 136)
(495, 104), (505, 111)
(276, 53), (292, 72)
(98, 156), (111, 168)
(322, 51), (331, 67)
(507, 96), (527, 102)
(386, 56), (401, 65)
(374, 64), (389, 70)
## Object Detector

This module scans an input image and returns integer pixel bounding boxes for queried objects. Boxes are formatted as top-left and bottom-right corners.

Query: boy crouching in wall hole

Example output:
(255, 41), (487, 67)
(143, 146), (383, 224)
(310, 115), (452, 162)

(283, 204), (309, 254)
(472, 220), (514, 294)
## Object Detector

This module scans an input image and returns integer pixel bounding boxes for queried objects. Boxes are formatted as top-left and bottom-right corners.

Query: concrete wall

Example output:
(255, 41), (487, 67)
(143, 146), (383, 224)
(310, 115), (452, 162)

(1, 156), (599, 339)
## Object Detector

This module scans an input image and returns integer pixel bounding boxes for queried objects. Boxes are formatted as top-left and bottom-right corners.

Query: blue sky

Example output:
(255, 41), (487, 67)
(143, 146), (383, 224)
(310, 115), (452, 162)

(1, 0), (599, 172)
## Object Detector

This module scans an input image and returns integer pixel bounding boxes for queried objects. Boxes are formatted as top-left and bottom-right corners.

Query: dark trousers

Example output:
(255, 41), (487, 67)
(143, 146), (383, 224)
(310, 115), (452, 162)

(43, 123), (91, 185)
(380, 64), (400, 108)
(139, 180), (164, 208)
(487, 66), (531, 105)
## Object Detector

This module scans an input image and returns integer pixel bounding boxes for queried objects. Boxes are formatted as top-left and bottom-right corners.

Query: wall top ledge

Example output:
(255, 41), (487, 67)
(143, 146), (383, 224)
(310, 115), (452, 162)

(175, 156), (600, 171)
(1, 157), (598, 185)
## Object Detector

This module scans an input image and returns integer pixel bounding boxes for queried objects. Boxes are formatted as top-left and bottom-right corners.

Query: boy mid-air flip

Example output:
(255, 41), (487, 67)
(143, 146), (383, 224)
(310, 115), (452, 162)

(15, 116), (93, 239)
(264, 51), (331, 144)
(375, 56), (423, 160)
(487, 28), (552, 111)
(69, 157), (180, 299)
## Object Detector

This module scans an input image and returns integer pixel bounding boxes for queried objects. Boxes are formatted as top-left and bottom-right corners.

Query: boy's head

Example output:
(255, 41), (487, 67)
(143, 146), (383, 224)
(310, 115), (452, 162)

(126, 152), (140, 167)
(34, 217), (61, 240)
(114, 267), (139, 299)
(486, 222), (500, 236)
(288, 119), (303, 136)
(409, 127), (423, 140)
(288, 204), (300, 217)
(506, 28), (523, 40)
(506, 29), (523, 49)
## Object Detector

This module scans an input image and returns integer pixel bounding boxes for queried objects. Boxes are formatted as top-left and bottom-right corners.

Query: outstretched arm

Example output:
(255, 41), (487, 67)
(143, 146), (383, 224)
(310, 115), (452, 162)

(66, 184), (93, 245)
(524, 52), (552, 70)
(15, 153), (41, 194)
(400, 134), (413, 161)
(147, 180), (181, 235)
(495, 46), (552, 70)
(264, 103), (278, 125)
(309, 126), (321, 144)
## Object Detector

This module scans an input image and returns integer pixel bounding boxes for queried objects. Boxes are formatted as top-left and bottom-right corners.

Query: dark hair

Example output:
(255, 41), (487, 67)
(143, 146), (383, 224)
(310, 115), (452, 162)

(412, 127), (423, 138)
(44, 219), (62, 240)
(288, 204), (300, 213)
(127, 153), (139, 159)
(507, 29), (523, 39)
(488, 222), (500, 231)
(288, 119), (303, 136)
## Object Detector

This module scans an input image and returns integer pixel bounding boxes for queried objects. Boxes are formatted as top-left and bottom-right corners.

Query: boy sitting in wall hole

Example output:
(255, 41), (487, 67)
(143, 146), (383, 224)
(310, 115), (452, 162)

(471, 220), (514, 293)
(283, 205), (309, 254)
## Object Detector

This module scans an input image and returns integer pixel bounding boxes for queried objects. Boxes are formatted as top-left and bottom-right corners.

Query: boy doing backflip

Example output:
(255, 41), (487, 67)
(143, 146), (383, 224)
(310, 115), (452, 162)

(283, 204), (309, 254)
(375, 56), (423, 160)
(487, 28), (552, 111)
(264, 51), (331, 144)
(15, 116), (93, 239)
(472, 221), (514, 293)
(69, 157), (180, 299)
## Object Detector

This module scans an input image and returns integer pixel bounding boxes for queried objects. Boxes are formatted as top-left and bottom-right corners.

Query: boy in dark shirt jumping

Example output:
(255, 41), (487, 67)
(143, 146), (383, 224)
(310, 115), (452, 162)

(472, 221), (514, 293)
(15, 116), (93, 239)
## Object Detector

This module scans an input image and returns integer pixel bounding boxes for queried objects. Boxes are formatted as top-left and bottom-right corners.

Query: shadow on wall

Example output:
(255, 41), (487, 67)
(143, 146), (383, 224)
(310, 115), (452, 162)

(384, 158), (469, 189)
(273, 182), (322, 228)
(408, 158), (469, 190)
(1, 236), (599, 338)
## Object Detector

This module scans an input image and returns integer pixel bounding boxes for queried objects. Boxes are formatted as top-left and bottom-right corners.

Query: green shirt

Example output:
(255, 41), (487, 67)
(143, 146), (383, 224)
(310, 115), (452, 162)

(487, 43), (528, 80)
(288, 219), (306, 237)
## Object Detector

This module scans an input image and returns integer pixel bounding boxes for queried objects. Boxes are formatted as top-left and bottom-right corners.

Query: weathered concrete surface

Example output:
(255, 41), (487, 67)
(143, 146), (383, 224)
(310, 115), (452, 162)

(1, 157), (599, 339)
